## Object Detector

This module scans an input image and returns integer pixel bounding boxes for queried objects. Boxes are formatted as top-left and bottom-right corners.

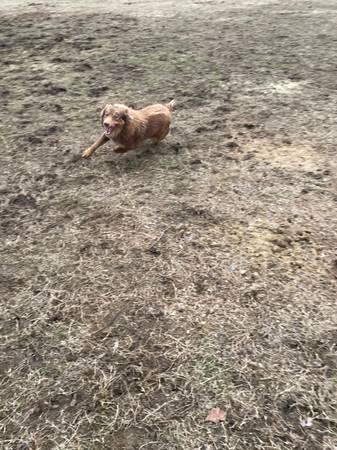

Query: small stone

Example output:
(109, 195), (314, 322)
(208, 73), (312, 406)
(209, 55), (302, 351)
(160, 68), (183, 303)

(175, 303), (185, 312)
(312, 360), (323, 368)
(0, 184), (9, 194)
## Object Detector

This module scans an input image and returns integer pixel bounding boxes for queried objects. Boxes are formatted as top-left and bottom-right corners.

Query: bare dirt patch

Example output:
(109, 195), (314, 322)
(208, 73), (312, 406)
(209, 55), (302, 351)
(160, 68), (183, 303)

(1, 1), (337, 449)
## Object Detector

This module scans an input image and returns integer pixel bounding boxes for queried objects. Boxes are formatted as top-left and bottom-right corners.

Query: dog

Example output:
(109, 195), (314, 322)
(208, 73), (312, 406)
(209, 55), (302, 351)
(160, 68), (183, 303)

(82, 100), (175, 158)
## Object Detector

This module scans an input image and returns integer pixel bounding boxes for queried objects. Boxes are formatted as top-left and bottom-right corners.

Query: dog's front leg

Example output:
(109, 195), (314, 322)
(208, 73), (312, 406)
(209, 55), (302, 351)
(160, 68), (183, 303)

(82, 133), (109, 158)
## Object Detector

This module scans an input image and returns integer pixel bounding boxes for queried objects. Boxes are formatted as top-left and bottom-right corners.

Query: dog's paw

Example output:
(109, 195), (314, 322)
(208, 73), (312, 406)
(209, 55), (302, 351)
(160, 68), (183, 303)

(82, 148), (93, 158)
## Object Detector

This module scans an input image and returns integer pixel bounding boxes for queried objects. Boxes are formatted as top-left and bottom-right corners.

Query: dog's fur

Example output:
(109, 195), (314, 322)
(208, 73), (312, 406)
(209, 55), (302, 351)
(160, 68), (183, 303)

(82, 100), (175, 158)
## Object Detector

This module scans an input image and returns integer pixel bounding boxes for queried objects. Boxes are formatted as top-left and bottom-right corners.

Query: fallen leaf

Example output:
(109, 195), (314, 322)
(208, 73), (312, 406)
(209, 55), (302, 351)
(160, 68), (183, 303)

(205, 407), (225, 424)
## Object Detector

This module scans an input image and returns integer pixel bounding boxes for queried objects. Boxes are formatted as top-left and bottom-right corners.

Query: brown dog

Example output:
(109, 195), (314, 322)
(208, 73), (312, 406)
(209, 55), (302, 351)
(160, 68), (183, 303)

(82, 100), (175, 158)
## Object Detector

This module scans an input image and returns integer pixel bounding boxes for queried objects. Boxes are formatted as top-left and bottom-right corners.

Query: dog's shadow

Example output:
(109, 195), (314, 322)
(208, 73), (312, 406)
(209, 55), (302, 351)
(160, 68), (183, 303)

(102, 140), (183, 174)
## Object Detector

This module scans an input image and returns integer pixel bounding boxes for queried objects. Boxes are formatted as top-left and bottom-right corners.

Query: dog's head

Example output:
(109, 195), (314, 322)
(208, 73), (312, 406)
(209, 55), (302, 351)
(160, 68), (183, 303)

(100, 103), (131, 137)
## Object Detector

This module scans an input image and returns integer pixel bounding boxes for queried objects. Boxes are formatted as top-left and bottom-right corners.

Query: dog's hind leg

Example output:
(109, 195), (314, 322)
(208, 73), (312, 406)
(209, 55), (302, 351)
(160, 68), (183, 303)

(152, 127), (170, 145)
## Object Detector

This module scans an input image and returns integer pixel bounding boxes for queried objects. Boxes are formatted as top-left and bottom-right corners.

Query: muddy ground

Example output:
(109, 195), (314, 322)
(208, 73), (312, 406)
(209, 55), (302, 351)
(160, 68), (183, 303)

(1, 0), (337, 449)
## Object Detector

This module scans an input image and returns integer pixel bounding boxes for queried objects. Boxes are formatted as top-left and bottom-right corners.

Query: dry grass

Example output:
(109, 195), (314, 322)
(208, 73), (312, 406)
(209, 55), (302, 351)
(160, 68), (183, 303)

(1, 0), (337, 449)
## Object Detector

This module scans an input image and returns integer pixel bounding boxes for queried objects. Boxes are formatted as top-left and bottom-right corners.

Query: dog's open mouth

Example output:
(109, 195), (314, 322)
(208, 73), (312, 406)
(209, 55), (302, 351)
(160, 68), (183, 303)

(104, 125), (114, 135)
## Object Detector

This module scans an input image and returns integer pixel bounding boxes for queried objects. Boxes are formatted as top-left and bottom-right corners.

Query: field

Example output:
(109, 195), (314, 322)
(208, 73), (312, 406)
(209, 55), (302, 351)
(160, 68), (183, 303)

(1, 0), (337, 449)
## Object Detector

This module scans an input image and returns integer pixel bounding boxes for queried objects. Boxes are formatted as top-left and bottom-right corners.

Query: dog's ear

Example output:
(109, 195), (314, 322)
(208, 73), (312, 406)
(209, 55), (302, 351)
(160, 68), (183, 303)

(121, 108), (132, 122)
(100, 105), (108, 125)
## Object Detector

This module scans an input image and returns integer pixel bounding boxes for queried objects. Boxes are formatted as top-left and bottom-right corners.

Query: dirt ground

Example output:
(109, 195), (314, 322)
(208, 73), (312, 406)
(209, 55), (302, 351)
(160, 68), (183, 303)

(1, 0), (337, 449)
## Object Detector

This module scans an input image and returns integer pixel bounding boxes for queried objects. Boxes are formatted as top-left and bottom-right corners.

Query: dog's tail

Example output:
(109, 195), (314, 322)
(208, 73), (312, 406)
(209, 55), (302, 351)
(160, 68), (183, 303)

(166, 99), (176, 112)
